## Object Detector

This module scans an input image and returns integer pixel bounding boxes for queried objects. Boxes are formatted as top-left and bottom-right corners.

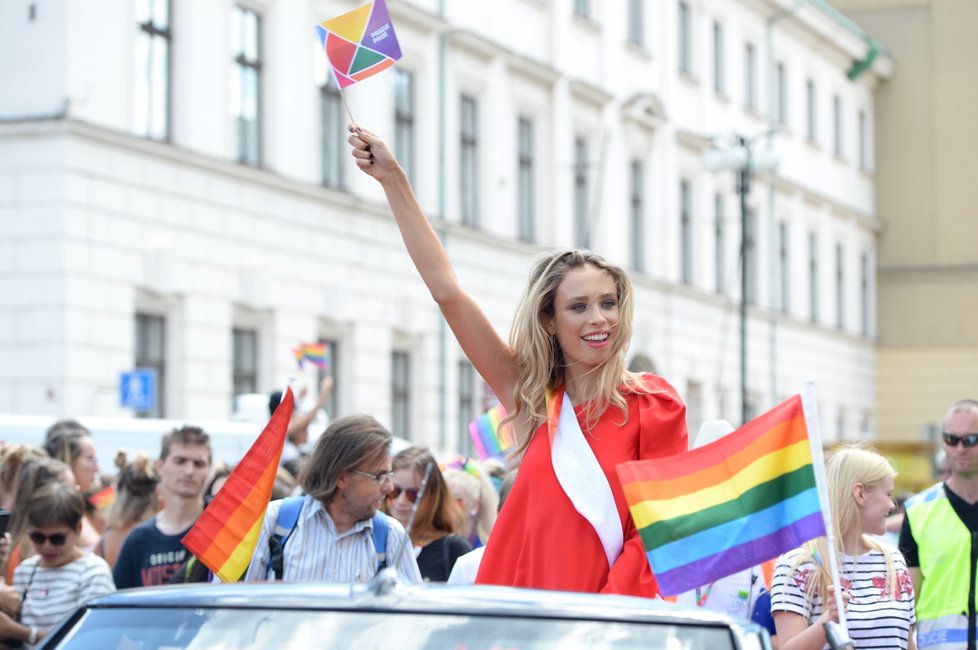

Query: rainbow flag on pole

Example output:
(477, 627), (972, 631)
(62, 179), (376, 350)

(315, 0), (402, 89)
(182, 387), (295, 583)
(468, 404), (514, 459)
(301, 342), (329, 370)
(616, 394), (826, 596)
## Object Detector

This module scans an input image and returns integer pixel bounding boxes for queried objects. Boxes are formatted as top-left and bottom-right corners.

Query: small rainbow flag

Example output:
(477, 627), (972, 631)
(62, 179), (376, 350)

(315, 0), (402, 89)
(88, 485), (116, 513)
(301, 342), (329, 370)
(182, 386), (295, 583)
(616, 394), (826, 596)
(468, 404), (514, 459)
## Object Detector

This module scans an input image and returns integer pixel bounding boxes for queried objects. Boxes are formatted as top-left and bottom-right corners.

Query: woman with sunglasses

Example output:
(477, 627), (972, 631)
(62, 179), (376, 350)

(386, 447), (471, 582)
(0, 481), (114, 647)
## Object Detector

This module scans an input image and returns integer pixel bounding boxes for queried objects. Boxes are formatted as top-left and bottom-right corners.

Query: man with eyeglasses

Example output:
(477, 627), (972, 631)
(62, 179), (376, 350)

(244, 415), (421, 583)
(900, 398), (978, 650)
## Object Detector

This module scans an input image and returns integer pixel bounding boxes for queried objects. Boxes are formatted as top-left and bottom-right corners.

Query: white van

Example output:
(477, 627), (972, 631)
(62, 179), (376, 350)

(0, 414), (265, 474)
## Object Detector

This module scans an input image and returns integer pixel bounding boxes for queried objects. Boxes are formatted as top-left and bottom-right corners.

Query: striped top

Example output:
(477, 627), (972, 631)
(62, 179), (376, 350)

(14, 553), (115, 647)
(771, 546), (916, 649)
(243, 495), (422, 584)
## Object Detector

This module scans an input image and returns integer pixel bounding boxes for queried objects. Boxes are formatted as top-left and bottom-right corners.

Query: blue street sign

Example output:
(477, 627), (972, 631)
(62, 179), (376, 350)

(119, 368), (157, 410)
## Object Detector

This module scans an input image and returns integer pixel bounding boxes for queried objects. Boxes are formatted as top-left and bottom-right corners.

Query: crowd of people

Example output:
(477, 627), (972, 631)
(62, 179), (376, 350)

(0, 126), (972, 649)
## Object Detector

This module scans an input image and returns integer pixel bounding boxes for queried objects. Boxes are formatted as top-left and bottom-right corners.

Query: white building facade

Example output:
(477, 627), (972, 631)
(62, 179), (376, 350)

(0, 0), (890, 456)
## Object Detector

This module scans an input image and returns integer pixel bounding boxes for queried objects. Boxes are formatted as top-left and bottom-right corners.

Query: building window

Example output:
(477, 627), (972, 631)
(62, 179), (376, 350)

(858, 109), (869, 169)
(680, 179), (693, 285)
(779, 222), (790, 313)
(833, 94), (843, 156)
(808, 232), (819, 322)
(320, 77), (345, 189)
(574, 0), (590, 18)
(391, 351), (410, 439)
(574, 136), (590, 248)
(860, 253), (870, 337)
(458, 360), (477, 456)
(231, 5), (262, 166)
(133, 0), (171, 141)
(678, 1), (692, 74)
(232, 327), (258, 398)
(776, 61), (788, 126)
(835, 243), (845, 330)
(713, 21), (725, 93)
(316, 338), (339, 417)
(745, 209), (757, 305)
(460, 95), (479, 227)
(517, 117), (535, 243)
(744, 42), (757, 110)
(714, 193), (725, 294)
(134, 313), (165, 418)
(629, 160), (645, 272)
(394, 69), (416, 185)
(627, 0), (644, 47)
(806, 79), (817, 142)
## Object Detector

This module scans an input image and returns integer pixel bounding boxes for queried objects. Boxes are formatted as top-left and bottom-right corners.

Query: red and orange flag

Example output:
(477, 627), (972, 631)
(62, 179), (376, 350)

(182, 386), (294, 582)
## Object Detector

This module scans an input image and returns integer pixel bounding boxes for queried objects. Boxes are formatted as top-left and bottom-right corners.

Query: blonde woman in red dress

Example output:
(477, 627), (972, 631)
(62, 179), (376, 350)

(349, 127), (687, 597)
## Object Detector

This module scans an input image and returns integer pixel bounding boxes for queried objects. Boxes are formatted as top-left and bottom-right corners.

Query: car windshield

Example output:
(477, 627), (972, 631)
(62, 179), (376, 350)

(54, 608), (736, 649)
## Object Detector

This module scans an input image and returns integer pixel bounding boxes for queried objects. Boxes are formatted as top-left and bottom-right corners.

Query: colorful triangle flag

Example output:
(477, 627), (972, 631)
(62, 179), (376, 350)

(315, 0), (402, 89)
(182, 386), (295, 583)
(616, 394), (827, 596)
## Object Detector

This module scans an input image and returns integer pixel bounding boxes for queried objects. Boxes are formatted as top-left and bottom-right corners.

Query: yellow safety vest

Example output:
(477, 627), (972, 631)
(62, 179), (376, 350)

(905, 482), (976, 650)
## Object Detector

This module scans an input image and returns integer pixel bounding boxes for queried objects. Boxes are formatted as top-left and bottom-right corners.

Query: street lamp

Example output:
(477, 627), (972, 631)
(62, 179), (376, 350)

(704, 134), (778, 425)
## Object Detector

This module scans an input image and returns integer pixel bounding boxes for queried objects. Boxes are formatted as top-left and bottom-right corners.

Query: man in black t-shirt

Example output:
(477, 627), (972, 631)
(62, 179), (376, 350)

(114, 426), (212, 589)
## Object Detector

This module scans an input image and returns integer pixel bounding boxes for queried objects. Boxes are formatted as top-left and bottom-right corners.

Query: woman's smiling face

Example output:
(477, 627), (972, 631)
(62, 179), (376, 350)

(545, 264), (621, 383)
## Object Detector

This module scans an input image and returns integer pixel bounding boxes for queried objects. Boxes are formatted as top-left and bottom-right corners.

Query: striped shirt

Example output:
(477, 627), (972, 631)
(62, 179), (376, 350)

(771, 545), (916, 649)
(14, 552), (115, 647)
(243, 495), (422, 584)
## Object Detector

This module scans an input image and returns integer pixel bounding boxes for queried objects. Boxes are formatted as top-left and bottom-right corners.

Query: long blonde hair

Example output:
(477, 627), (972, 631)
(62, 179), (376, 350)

(508, 250), (648, 455)
(797, 444), (897, 604)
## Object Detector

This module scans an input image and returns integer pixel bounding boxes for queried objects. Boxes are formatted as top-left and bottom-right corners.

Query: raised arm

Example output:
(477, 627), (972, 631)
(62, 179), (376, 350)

(349, 126), (518, 408)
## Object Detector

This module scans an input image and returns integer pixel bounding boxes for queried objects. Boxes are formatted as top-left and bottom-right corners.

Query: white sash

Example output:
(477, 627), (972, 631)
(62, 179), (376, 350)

(551, 391), (623, 568)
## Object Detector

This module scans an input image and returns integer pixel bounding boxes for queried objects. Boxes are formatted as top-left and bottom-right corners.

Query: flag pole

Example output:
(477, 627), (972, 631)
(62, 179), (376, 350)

(802, 382), (850, 636)
(337, 81), (358, 130)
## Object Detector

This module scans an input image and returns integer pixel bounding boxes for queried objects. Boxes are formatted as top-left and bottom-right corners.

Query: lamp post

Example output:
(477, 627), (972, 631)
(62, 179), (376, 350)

(704, 134), (777, 425)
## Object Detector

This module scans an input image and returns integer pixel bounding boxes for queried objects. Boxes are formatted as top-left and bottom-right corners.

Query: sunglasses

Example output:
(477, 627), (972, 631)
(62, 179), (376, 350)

(28, 531), (70, 546)
(943, 432), (978, 448)
(387, 486), (419, 503)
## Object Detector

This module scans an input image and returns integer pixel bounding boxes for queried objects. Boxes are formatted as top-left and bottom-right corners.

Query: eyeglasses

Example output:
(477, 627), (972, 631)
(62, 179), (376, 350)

(351, 468), (395, 485)
(943, 432), (978, 448)
(387, 486), (420, 503)
(28, 530), (70, 546)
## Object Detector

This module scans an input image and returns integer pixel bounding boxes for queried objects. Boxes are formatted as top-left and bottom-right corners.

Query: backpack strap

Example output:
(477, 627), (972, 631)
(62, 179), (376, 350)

(371, 511), (388, 575)
(267, 496), (305, 580)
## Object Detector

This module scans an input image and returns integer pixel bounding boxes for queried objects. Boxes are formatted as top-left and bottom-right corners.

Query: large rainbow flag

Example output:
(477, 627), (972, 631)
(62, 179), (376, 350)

(315, 0), (402, 89)
(616, 394), (826, 596)
(182, 387), (294, 583)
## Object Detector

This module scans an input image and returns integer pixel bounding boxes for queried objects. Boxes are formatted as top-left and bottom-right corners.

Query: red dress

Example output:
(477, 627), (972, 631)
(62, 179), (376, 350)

(475, 374), (687, 596)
